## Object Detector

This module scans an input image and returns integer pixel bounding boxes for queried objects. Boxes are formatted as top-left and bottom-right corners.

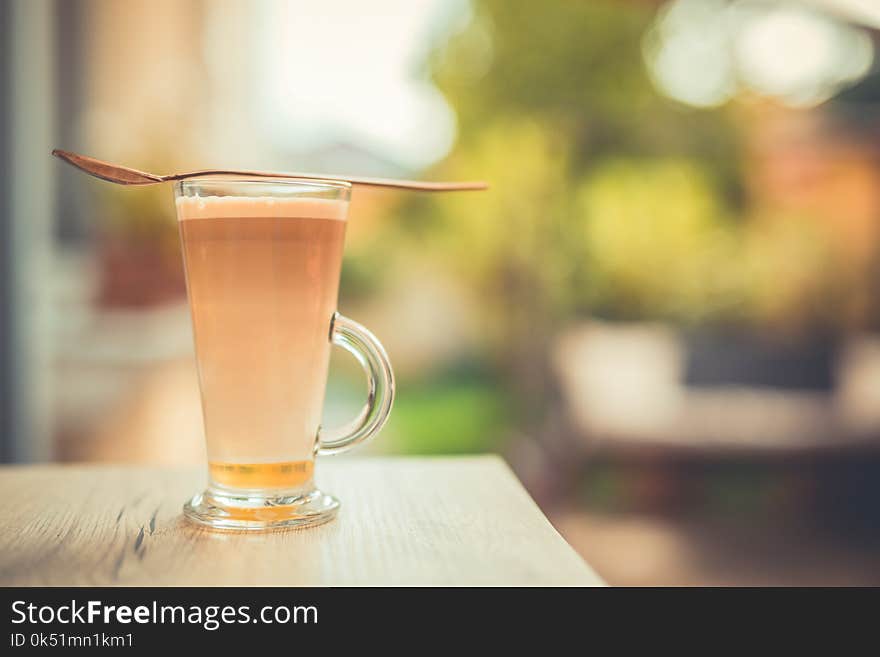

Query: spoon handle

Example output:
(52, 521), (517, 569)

(166, 170), (488, 192)
(52, 149), (488, 192)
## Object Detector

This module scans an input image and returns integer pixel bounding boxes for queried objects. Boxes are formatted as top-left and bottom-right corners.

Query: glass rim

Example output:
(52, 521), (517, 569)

(175, 176), (352, 194)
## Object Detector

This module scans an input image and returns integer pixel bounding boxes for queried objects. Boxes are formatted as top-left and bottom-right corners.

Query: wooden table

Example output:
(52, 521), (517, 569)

(0, 456), (603, 586)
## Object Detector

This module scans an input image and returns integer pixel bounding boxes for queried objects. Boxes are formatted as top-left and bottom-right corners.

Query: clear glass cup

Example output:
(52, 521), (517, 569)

(173, 177), (394, 530)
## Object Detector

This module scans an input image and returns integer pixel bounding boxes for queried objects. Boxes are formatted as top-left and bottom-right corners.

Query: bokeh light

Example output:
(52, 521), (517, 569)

(645, 0), (875, 108)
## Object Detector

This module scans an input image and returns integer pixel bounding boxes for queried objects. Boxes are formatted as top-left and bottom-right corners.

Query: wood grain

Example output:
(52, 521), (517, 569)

(0, 456), (603, 586)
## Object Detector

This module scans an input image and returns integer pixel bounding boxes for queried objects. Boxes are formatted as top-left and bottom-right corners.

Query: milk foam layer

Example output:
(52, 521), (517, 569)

(176, 195), (348, 221)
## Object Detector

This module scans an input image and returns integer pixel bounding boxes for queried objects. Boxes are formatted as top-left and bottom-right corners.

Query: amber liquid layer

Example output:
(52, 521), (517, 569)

(209, 460), (314, 489)
(179, 212), (346, 467)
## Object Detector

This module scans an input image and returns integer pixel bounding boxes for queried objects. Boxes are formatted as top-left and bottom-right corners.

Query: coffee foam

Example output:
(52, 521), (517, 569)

(175, 195), (348, 221)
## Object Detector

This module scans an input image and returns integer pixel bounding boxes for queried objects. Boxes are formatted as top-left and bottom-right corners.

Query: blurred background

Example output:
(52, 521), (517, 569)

(3, 0), (880, 585)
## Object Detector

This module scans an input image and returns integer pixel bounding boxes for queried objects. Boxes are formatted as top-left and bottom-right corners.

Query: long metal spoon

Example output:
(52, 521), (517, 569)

(52, 149), (488, 192)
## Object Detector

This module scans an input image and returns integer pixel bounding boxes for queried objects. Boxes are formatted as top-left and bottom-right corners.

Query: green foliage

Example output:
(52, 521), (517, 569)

(386, 377), (511, 455)
(579, 464), (628, 513)
(574, 158), (846, 329)
(429, 118), (574, 299)
(339, 235), (397, 305)
(577, 157), (739, 323)
(433, 0), (741, 179)
(404, 0), (845, 333)
(344, 0), (858, 456)
(401, 0), (752, 334)
(434, 1), (656, 141)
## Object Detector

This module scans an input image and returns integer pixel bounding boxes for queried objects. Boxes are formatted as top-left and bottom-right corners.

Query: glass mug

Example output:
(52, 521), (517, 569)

(174, 178), (394, 530)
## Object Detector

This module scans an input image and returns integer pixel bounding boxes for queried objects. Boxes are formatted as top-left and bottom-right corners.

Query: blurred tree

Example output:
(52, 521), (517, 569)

(404, 0), (745, 435)
(430, 0), (742, 188)
(427, 119), (575, 429)
(577, 157), (738, 323)
(366, 0), (861, 452)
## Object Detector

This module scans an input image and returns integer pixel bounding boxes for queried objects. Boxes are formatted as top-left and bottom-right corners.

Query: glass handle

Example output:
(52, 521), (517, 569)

(318, 312), (395, 456)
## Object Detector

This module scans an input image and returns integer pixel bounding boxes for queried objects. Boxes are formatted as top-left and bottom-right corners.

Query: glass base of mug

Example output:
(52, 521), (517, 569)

(183, 486), (339, 531)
